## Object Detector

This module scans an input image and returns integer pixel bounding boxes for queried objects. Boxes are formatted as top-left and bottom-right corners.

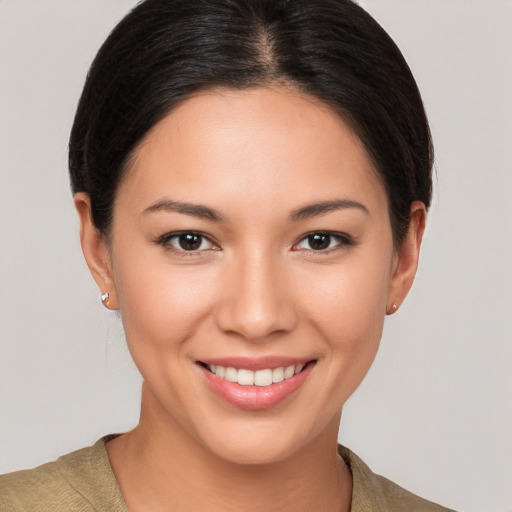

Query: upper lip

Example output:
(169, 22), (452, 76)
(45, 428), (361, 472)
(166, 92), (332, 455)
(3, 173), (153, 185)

(198, 356), (315, 371)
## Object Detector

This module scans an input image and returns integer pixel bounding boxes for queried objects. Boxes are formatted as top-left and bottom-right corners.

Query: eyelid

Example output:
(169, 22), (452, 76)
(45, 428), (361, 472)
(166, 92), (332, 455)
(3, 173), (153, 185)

(155, 230), (353, 254)
(292, 231), (354, 252)
(156, 230), (220, 252)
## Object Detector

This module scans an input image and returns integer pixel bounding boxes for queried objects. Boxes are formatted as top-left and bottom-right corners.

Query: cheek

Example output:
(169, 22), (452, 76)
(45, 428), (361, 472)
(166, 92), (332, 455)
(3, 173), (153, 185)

(295, 255), (391, 377)
(112, 249), (218, 355)
(299, 256), (389, 330)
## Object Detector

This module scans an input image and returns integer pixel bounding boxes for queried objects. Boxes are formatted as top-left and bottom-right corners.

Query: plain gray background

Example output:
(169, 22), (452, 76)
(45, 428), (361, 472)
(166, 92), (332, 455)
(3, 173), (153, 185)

(0, 1), (510, 511)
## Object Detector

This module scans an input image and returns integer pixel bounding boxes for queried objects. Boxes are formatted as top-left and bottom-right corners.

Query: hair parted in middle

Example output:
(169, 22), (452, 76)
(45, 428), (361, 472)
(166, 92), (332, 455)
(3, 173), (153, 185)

(69, 0), (433, 245)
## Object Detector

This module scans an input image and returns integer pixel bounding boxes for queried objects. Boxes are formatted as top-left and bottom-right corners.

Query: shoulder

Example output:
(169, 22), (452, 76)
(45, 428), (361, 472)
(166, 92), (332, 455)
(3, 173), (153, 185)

(338, 445), (458, 512)
(0, 436), (127, 512)
(0, 458), (67, 512)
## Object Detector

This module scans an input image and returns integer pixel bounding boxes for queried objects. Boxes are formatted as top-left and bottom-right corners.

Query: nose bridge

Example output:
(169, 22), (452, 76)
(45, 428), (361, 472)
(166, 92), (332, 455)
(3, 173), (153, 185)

(215, 245), (296, 340)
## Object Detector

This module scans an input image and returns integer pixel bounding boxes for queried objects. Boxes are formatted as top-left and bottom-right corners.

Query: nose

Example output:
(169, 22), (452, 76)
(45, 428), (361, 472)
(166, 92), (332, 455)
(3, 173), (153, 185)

(215, 249), (298, 341)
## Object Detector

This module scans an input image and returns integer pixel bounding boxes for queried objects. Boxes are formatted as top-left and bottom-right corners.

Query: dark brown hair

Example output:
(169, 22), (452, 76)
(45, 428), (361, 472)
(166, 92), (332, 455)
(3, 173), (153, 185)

(69, 0), (433, 245)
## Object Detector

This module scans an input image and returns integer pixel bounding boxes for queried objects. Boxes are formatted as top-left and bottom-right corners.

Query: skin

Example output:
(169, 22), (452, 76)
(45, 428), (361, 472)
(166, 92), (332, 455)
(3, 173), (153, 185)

(75, 86), (425, 511)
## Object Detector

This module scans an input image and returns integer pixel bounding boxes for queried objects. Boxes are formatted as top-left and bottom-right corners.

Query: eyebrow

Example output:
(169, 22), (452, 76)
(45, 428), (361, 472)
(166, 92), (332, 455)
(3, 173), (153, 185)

(290, 199), (370, 221)
(143, 198), (369, 222)
(142, 199), (224, 221)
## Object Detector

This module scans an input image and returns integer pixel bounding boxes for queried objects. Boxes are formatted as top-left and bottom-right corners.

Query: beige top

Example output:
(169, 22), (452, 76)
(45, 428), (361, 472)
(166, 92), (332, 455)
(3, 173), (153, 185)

(0, 436), (456, 511)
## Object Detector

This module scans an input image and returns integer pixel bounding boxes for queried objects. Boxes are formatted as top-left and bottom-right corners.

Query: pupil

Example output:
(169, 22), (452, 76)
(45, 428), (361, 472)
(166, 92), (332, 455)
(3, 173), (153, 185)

(309, 234), (330, 250)
(179, 234), (201, 251)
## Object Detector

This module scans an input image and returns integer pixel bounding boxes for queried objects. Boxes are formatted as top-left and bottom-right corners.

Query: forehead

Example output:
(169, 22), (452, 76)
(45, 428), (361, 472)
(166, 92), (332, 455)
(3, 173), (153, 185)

(118, 86), (387, 217)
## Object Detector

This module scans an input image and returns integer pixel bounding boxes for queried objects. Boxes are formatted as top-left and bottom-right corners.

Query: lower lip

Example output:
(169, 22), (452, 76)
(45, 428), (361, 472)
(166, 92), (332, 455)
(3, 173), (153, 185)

(199, 363), (315, 410)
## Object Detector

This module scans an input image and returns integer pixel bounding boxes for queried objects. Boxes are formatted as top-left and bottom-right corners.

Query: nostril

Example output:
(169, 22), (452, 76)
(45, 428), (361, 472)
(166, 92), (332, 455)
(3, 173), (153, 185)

(214, 268), (298, 340)
(215, 303), (298, 341)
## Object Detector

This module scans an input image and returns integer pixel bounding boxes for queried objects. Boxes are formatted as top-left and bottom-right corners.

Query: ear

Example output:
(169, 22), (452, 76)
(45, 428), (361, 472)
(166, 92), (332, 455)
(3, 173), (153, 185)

(74, 192), (119, 310)
(386, 201), (426, 315)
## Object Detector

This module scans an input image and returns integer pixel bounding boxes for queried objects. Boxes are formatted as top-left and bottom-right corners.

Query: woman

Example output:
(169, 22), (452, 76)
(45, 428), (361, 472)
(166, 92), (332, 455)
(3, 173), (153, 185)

(0, 0), (456, 510)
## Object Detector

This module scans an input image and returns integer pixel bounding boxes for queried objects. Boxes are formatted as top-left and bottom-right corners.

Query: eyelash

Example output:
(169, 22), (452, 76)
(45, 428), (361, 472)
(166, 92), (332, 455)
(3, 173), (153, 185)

(293, 231), (354, 252)
(156, 231), (218, 255)
(156, 230), (354, 255)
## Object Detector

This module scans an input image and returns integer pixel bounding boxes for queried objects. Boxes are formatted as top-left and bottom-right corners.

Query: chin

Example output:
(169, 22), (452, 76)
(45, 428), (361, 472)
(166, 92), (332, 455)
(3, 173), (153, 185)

(205, 434), (301, 466)
(192, 410), (335, 467)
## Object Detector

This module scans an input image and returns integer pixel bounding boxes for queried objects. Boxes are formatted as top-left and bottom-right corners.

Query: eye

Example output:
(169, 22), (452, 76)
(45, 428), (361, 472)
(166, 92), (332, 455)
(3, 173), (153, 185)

(294, 232), (352, 251)
(157, 231), (216, 252)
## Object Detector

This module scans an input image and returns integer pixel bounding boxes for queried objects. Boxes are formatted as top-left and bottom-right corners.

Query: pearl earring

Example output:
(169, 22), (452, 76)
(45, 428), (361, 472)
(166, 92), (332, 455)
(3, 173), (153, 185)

(387, 303), (399, 315)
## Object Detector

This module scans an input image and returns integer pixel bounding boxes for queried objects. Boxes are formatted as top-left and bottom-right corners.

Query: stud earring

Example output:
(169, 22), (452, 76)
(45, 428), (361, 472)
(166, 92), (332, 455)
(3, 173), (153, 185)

(101, 292), (109, 303)
(387, 303), (399, 315)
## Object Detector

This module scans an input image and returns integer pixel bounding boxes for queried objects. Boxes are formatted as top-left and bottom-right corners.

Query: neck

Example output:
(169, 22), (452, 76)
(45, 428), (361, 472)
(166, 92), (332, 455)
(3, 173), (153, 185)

(106, 384), (352, 512)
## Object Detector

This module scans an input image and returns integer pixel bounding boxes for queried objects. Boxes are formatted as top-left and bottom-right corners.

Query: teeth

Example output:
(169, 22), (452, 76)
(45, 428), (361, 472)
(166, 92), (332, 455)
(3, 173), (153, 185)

(254, 369), (273, 386)
(284, 365), (295, 379)
(207, 363), (307, 386)
(272, 367), (284, 383)
(225, 367), (237, 383)
(237, 369), (254, 386)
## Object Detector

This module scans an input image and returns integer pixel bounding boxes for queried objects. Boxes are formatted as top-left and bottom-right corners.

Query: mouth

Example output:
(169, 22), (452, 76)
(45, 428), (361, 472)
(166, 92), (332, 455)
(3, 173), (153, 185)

(196, 358), (316, 410)
(199, 361), (313, 386)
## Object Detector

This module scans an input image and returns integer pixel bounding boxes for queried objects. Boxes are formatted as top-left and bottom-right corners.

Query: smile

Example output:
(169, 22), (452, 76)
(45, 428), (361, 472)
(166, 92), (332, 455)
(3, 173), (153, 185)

(198, 359), (316, 410)
(207, 363), (306, 386)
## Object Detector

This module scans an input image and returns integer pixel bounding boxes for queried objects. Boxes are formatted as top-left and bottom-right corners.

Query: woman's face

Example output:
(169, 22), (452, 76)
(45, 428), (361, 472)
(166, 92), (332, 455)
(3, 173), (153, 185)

(79, 86), (422, 464)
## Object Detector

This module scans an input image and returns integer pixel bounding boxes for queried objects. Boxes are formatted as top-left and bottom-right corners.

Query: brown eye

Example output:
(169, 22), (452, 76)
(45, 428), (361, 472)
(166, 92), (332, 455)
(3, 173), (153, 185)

(307, 233), (331, 250)
(158, 231), (215, 252)
(294, 232), (352, 252)
(178, 233), (203, 251)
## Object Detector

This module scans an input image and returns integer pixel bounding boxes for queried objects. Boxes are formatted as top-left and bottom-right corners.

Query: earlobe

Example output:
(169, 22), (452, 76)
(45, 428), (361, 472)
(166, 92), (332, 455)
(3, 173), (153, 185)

(74, 192), (119, 310)
(386, 201), (426, 315)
